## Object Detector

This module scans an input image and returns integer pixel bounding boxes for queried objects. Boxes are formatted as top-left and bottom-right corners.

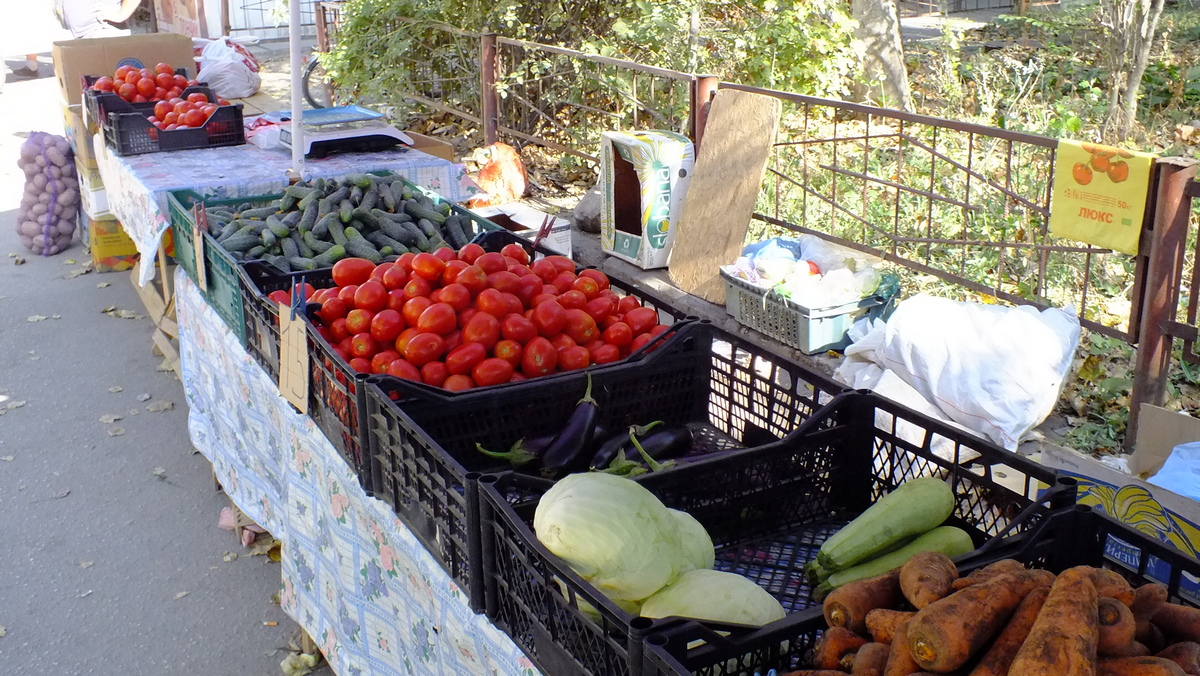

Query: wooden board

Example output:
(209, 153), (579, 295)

(668, 89), (781, 304)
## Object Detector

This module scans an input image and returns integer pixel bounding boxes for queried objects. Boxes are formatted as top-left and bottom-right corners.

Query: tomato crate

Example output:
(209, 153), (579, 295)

(476, 390), (1067, 676)
(364, 320), (848, 614)
(103, 102), (245, 156)
(642, 503), (1200, 676)
(167, 189), (265, 344)
(81, 73), (211, 133)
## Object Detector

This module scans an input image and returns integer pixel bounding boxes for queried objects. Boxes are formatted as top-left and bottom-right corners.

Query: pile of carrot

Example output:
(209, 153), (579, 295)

(782, 552), (1200, 676)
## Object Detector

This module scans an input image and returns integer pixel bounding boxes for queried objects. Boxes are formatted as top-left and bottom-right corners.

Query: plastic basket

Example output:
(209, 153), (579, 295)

(365, 321), (848, 613)
(643, 503), (1200, 676)
(103, 103), (245, 156)
(721, 270), (897, 354)
(476, 390), (1066, 676)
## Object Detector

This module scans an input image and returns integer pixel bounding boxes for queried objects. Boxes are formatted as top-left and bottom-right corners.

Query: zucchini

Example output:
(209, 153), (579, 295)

(816, 477), (955, 572)
(812, 526), (974, 601)
(313, 245), (346, 267)
(405, 200), (446, 224)
(222, 233), (260, 252)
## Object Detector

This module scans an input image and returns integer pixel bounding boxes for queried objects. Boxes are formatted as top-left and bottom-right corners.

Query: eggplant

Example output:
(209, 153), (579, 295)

(538, 375), (600, 478)
(589, 422), (663, 470)
(476, 432), (557, 468)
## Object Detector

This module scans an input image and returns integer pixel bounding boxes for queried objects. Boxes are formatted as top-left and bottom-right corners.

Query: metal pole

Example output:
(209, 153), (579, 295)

(689, 75), (718, 149)
(1127, 158), (1199, 450)
(289, 0), (306, 178)
(480, 33), (499, 146)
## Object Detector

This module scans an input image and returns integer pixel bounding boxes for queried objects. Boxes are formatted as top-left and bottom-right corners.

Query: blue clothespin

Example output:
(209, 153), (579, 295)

(290, 275), (307, 321)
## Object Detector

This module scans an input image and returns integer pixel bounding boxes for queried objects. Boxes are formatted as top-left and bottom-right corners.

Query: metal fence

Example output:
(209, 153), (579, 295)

(223, 0), (316, 39)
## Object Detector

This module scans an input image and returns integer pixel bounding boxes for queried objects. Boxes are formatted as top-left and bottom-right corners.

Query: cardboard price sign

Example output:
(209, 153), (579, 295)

(278, 301), (309, 414)
(1048, 139), (1155, 255)
(192, 204), (208, 293)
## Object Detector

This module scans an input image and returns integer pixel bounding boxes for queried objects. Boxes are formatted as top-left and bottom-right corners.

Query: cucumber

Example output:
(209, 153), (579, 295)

(400, 221), (429, 251)
(415, 218), (439, 239)
(360, 188), (378, 212)
(280, 236), (299, 259)
(221, 233), (260, 252)
(304, 232), (334, 254)
(285, 184), (319, 200)
(291, 231), (315, 258)
(288, 257), (318, 271)
(813, 526), (974, 601)
(343, 228), (382, 263)
(281, 211), (302, 228)
(266, 255), (291, 273)
(405, 200), (446, 224)
(352, 207), (382, 230)
(344, 173), (373, 189)
(381, 186), (396, 211)
(328, 219), (348, 246)
(443, 216), (469, 248)
(378, 219), (418, 246)
(326, 186), (350, 205)
(313, 178), (326, 192)
(349, 185), (364, 206)
(311, 213), (335, 240)
(816, 477), (955, 572)
(339, 199), (354, 223)
(239, 205), (279, 220)
(365, 231), (409, 254)
(265, 214), (291, 238)
(297, 201), (317, 233)
(246, 245), (267, 258)
(217, 219), (244, 241)
(313, 245), (346, 267)
(261, 229), (277, 249)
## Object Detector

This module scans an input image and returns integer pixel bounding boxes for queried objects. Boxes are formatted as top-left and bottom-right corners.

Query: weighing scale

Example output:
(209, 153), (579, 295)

(271, 106), (413, 158)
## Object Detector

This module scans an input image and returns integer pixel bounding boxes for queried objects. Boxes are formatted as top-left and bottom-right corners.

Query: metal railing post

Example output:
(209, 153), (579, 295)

(1127, 158), (1199, 450)
(480, 33), (500, 146)
(689, 75), (718, 148)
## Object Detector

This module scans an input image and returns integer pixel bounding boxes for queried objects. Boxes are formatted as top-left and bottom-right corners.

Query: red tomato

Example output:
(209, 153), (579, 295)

(371, 350), (400, 374)
(558, 346), (590, 371)
(458, 243), (485, 264)
(417, 303), (457, 335)
(501, 292), (523, 316)
(117, 82), (138, 101)
(443, 375), (475, 392)
(475, 252), (507, 275)
(531, 292), (559, 307)
(493, 335), (523, 364)
(617, 295), (642, 315)
(531, 259), (558, 283)
(585, 296), (616, 324)
(173, 74), (189, 89)
(172, 101), (191, 115)
(444, 329), (463, 352)
(310, 288), (334, 304)
(354, 281), (388, 313)
(187, 92), (209, 104)
(441, 260), (468, 286)
(510, 373), (527, 382)
(403, 276), (432, 300)
(475, 289), (508, 319)
(330, 318), (351, 343)
(532, 300), (566, 336)
(421, 361), (449, 387)
(411, 253), (446, 282)
(386, 358), (421, 381)
(132, 94), (149, 104)
(579, 269), (610, 291)
(394, 328), (419, 355)
(183, 109), (206, 127)
(455, 265), (488, 296)
(337, 336), (355, 356)
(370, 309), (405, 343)
(333, 258), (375, 286)
(93, 76), (115, 92)
(629, 333), (654, 353)
(318, 297), (349, 323)
(602, 322), (633, 347)
(350, 333), (379, 359)
(369, 263), (390, 284)
(438, 284), (471, 313)
(591, 343), (621, 365)
(126, 70), (142, 85)
(572, 277), (601, 300)
(153, 100), (172, 119)
(515, 275), (544, 307)
(349, 357), (372, 373)
(650, 324), (670, 337)
(500, 243), (530, 265)
(317, 325), (335, 344)
(545, 256), (575, 274)
(549, 333), (576, 351)
(395, 252), (416, 274)
(549, 271), (578, 294)
(521, 337), (557, 377)
(402, 296), (433, 328)
(337, 284), (359, 304)
(345, 308), (374, 335)
(445, 343), (487, 376)
(433, 247), (457, 263)
(155, 72), (174, 90)
(558, 290), (587, 310)
(473, 358), (514, 387)
(267, 290), (290, 307)
(154, 87), (169, 101)
(501, 314), (538, 344)
(114, 65), (134, 80)
(136, 77), (156, 97)
(382, 265), (408, 291)
(624, 307), (659, 335)
(163, 111), (179, 126)
(461, 313), (500, 351)
(487, 270), (521, 294)
(508, 264), (533, 278)
(386, 289), (408, 313)
(403, 333), (445, 367)
(564, 309), (598, 345)
(458, 308), (479, 329)
(155, 62), (174, 75)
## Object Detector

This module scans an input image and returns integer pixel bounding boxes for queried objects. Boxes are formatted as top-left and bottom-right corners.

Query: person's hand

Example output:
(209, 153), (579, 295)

(99, 0), (142, 23)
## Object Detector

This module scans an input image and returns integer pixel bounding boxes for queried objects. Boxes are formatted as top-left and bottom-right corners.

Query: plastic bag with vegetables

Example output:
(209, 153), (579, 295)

(15, 132), (79, 256)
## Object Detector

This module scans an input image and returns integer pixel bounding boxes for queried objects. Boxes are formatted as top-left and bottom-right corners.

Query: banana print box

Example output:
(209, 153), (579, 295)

(599, 130), (695, 270)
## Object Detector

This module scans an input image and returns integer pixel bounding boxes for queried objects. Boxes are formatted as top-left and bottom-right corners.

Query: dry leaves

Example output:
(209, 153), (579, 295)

(156, 359), (174, 372)
(99, 414), (122, 424)
(152, 467), (167, 481)
(79, 561), (93, 569)
(0, 456), (14, 462)
(64, 259), (77, 265)
(174, 591), (189, 600)
(6, 401), (26, 410)
(97, 282), (110, 288)
(101, 306), (142, 320)
(106, 427), (125, 437)
(137, 393), (151, 402)
(64, 263), (92, 279)
(108, 386), (122, 393)
(146, 401), (173, 412)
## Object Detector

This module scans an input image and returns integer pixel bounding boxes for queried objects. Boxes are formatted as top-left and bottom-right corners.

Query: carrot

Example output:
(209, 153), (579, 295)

(867, 609), (915, 644)
(814, 626), (868, 670)
(1097, 656), (1187, 676)
(1105, 641), (1153, 658)
(967, 586), (1049, 676)
(885, 620), (922, 676)
(900, 552), (958, 610)
(824, 570), (903, 636)
(1155, 604), (1200, 643)
(906, 570), (1048, 672)
(1133, 585), (1170, 643)
(1100, 596), (1139, 656)
(1158, 642), (1200, 675)
(1083, 567), (1135, 606)
(852, 642), (891, 675)
(950, 559), (1025, 591)
(1009, 566), (1100, 676)
(779, 671), (848, 676)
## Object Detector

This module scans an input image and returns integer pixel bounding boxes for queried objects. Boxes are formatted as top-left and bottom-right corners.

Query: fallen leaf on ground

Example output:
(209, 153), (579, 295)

(137, 393), (151, 402)
(13, 258), (25, 266)
(174, 591), (189, 600)
(49, 489), (70, 499)
(152, 467), (167, 480)
(64, 259), (77, 265)
(146, 401), (173, 412)
(6, 253), (15, 258)
(0, 625), (6, 637)
(102, 307), (142, 320)
(79, 561), (93, 569)
(223, 552), (238, 562)
(64, 266), (90, 279)
(99, 414), (122, 424)
(6, 401), (26, 409)
(97, 282), (110, 288)
(0, 456), (13, 462)
(79, 590), (92, 598)
(107, 427), (125, 437)
(51, 315), (60, 319)
(156, 359), (173, 372)
(108, 386), (122, 393)
(26, 315), (48, 322)
(128, 409), (140, 416)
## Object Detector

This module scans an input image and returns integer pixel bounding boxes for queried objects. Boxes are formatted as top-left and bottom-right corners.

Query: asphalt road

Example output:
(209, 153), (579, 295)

(0, 63), (328, 675)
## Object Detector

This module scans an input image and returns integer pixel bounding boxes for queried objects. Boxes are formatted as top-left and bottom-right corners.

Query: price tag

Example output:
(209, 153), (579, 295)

(192, 205), (208, 292)
(278, 300), (309, 414)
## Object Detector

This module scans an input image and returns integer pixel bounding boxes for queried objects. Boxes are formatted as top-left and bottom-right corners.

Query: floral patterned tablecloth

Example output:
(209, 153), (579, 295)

(95, 136), (480, 287)
(177, 270), (539, 676)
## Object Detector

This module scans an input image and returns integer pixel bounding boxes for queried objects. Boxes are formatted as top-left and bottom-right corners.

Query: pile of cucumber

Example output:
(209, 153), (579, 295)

(202, 174), (480, 272)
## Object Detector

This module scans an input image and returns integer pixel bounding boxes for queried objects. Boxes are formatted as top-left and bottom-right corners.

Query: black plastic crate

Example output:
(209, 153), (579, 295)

(366, 320), (848, 614)
(642, 503), (1200, 676)
(103, 103), (245, 156)
(240, 261), (335, 382)
(476, 390), (1065, 676)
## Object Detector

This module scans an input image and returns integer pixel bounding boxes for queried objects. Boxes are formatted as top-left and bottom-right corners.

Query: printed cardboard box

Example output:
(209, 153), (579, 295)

(64, 104), (98, 171)
(80, 211), (139, 272)
(52, 32), (195, 106)
(470, 203), (571, 257)
(599, 130), (694, 270)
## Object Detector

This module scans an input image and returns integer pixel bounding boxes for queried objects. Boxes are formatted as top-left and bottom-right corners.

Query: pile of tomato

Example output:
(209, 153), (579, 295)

(89, 62), (231, 131)
(272, 244), (672, 392)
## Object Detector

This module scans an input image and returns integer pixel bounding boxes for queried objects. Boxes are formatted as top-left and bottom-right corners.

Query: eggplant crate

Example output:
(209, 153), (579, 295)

(477, 391), (1065, 676)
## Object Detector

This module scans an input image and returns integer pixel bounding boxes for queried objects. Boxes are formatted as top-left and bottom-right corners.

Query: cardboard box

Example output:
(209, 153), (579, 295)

(470, 203), (571, 257)
(1131, 404), (1200, 478)
(80, 210), (139, 272)
(599, 130), (695, 270)
(52, 33), (195, 106)
(77, 156), (110, 220)
(405, 132), (455, 163)
(64, 104), (98, 170)
(1040, 445), (1200, 601)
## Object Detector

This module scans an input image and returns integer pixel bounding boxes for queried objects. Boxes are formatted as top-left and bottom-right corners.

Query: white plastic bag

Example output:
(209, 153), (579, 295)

(1148, 442), (1200, 502)
(198, 37), (262, 99)
(838, 294), (1080, 450)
